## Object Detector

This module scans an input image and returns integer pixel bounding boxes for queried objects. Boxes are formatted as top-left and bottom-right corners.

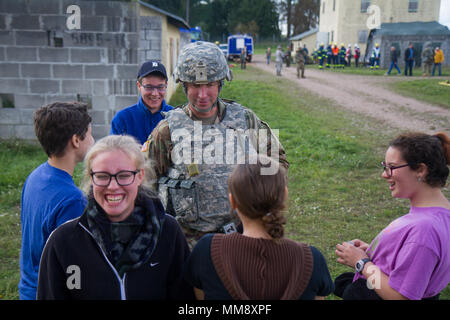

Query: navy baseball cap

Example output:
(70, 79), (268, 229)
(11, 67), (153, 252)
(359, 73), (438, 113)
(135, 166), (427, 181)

(137, 60), (168, 80)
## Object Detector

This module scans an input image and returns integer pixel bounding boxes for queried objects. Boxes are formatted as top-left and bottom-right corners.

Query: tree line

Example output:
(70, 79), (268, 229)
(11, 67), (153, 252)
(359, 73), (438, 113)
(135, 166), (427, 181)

(144, 0), (319, 42)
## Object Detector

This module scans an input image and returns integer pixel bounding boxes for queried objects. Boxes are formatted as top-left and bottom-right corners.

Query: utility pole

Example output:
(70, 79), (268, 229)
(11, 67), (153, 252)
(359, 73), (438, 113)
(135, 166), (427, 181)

(186, 0), (190, 25)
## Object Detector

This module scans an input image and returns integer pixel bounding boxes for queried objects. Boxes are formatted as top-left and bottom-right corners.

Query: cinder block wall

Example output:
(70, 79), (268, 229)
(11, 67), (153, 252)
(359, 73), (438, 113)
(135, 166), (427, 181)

(0, 0), (155, 141)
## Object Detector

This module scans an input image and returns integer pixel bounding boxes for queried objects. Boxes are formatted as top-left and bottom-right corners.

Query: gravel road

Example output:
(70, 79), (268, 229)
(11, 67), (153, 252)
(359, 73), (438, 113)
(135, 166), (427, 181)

(251, 54), (449, 133)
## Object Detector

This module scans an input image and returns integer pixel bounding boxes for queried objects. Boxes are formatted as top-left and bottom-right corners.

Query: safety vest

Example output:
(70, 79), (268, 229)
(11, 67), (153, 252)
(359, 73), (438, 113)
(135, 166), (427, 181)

(332, 47), (339, 56)
(372, 47), (380, 58)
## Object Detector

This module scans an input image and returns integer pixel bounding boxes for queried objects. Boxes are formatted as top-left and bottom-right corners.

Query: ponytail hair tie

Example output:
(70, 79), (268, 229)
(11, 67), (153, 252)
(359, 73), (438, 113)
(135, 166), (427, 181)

(266, 212), (271, 217)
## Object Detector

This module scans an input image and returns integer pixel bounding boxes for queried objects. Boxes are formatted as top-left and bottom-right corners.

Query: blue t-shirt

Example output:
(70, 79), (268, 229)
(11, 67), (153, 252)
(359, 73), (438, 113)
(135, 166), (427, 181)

(19, 162), (87, 300)
(110, 96), (173, 145)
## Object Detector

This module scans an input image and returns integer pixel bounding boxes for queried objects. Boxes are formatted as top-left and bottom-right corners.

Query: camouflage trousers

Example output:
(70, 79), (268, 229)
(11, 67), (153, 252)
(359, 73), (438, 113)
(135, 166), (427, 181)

(181, 221), (240, 250)
(297, 63), (305, 78)
(181, 225), (208, 250)
(422, 62), (432, 75)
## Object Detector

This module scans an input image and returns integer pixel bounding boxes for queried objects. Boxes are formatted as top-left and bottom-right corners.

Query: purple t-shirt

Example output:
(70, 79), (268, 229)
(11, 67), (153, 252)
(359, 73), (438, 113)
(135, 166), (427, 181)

(354, 206), (450, 300)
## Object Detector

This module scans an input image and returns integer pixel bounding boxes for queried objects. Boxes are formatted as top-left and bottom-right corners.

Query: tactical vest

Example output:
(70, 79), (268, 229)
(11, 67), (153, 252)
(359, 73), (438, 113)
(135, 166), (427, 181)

(158, 102), (251, 233)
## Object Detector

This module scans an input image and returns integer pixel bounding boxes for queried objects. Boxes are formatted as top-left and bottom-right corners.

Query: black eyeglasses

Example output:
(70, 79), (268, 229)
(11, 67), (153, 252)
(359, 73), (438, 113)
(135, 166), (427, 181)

(90, 170), (140, 187)
(380, 161), (410, 177)
(140, 84), (167, 93)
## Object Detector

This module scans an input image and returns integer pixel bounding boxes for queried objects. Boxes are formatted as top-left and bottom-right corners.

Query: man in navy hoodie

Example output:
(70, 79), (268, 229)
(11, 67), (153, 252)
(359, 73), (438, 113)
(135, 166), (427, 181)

(110, 60), (173, 144)
(404, 42), (415, 77)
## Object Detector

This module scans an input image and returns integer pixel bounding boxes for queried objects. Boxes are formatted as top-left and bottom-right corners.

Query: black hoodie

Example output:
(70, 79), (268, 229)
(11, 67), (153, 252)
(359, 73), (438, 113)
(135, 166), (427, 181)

(37, 188), (194, 300)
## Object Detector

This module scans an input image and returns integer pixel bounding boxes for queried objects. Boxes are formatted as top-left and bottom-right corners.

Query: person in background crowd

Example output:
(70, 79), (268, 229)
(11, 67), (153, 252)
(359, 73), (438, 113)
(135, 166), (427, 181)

(354, 44), (360, 68)
(240, 47), (247, 70)
(303, 44), (309, 56)
(432, 47), (444, 77)
(370, 43), (380, 70)
(266, 47), (272, 65)
(404, 42), (414, 76)
(295, 46), (306, 79)
(326, 43), (333, 69)
(339, 43), (346, 68)
(332, 43), (339, 68)
(276, 45), (284, 76)
(421, 44), (434, 77)
(285, 46), (291, 68)
(385, 46), (401, 76)
(317, 43), (326, 69)
(346, 44), (353, 67)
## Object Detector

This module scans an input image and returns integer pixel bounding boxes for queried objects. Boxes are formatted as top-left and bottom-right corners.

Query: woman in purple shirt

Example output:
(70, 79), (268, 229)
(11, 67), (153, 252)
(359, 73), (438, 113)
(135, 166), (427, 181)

(335, 132), (450, 300)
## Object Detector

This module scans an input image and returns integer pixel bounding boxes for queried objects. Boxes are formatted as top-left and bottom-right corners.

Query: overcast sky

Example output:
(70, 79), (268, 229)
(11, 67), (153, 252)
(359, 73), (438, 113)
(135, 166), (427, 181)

(440, 0), (450, 28)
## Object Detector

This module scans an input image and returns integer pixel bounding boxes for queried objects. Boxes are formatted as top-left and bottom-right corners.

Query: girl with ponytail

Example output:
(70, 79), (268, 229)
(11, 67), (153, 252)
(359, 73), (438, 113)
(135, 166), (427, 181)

(184, 155), (334, 300)
(335, 132), (450, 300)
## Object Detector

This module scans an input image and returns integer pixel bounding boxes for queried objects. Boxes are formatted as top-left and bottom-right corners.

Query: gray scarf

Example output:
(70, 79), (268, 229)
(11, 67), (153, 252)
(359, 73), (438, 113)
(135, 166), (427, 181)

(86, 188), (162, 277)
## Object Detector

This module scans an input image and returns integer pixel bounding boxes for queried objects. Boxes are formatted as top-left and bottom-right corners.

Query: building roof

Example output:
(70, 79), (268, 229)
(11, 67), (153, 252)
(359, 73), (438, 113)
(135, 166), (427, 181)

(289, 28), (319, 41)
(138, 1), (190, 29)
(374, 21), (450, 36)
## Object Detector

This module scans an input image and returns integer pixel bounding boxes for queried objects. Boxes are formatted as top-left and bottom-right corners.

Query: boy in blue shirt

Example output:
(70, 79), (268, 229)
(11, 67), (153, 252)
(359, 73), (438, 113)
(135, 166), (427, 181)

(110, 60), (173, 144)
(19, 102), (94, 300)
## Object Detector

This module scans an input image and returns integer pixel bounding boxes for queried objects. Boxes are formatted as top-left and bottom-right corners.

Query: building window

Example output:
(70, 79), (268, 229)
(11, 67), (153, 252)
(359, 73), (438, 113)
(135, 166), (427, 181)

(361, 0), (370, 13)
(408, 0), (418, 12)
(0, 94), (15, 108)
(47, 30), (64, 47)
(358, 30), (368, 43)
(322, 1), (326, 14)
(333, 0), (336, 11)
(331, 30), (334, 42)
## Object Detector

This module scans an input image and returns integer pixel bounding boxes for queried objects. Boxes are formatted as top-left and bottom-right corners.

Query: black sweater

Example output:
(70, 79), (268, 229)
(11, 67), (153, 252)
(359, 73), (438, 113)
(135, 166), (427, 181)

(37, 194), (194, 300)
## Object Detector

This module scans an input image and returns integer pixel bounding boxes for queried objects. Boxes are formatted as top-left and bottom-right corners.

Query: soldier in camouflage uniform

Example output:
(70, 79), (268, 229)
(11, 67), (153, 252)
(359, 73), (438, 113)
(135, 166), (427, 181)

(295, 47), (306, 79)
(143, 41), (289, 248)
(421, 44), (434, 76)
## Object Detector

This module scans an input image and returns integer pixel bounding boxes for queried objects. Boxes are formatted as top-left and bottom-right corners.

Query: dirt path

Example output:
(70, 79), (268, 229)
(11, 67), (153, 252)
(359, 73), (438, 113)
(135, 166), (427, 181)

(251, 54), (449, 133)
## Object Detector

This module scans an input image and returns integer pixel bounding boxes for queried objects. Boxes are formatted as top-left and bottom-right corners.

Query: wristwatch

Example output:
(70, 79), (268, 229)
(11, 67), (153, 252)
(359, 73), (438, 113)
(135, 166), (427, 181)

(355, 258), (371, 274)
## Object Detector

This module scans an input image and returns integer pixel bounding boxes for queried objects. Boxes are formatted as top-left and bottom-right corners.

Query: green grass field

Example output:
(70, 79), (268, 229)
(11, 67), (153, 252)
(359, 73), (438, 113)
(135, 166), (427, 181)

(0, 65), (448, 300)
(390, 79), (450, 110)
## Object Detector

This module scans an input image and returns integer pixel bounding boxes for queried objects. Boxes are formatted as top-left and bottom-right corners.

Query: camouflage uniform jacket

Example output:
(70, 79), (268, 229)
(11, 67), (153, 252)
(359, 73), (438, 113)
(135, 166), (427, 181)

(421, 47), (434, 64)
(144, 98), (289, 233)
(295, 49), (305, 65)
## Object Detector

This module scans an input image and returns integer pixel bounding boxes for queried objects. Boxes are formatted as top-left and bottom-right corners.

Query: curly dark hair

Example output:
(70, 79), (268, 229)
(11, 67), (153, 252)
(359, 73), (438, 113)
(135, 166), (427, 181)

(34, 102), (91, 157)
(228, 155), (287, 239)
(389, 132), (450, 188)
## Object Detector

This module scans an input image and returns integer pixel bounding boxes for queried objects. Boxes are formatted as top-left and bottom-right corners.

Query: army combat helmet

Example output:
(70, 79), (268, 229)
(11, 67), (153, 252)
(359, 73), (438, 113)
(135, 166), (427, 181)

(174, 41), (232, 84)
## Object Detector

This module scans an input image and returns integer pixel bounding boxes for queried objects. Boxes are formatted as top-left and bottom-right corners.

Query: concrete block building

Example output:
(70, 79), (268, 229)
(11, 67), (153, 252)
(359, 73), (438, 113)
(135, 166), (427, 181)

(0, 0), (189, 140)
